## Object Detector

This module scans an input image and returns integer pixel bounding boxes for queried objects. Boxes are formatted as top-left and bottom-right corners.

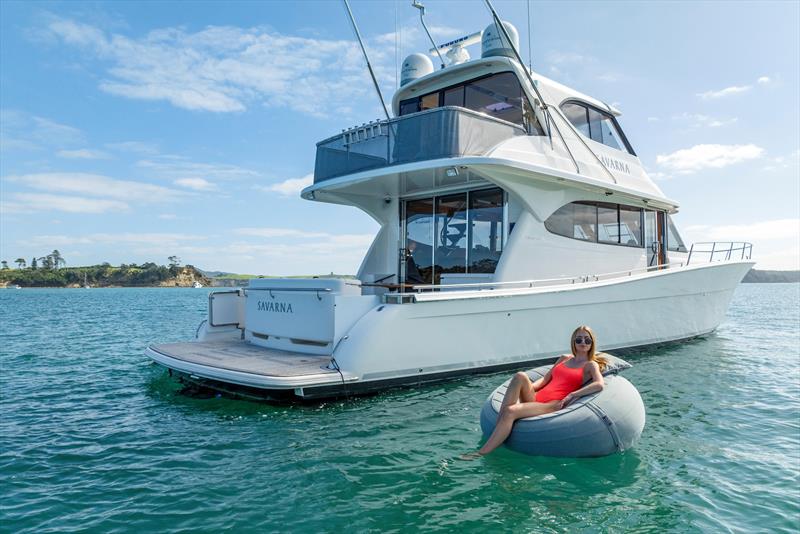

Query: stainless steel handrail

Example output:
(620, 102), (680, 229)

(405, 262), (687, 294)
(687, 242), (753, 265)
(245, 287), (334, 293)
(394, 245), (755, 298)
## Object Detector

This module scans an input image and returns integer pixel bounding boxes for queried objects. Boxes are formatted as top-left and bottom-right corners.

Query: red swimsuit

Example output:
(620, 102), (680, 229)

(534, 360), (585, 403)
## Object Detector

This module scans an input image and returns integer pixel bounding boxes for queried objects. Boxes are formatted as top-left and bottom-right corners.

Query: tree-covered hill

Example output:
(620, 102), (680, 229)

(0, 262), (210, 288)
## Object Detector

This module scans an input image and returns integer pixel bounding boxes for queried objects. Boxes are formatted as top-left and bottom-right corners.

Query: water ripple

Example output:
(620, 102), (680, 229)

(1, 285), (798, 532)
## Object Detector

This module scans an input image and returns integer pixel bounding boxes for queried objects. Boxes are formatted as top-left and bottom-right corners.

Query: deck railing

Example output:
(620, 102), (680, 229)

(314, 106), (526, 183)
(686, 241), (753, 265)
(382, 246), (754, 304)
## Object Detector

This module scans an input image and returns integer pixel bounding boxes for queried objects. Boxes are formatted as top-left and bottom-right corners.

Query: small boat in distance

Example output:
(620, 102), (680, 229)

(193, 281), (203, 288)
(146, 9), (753, 401)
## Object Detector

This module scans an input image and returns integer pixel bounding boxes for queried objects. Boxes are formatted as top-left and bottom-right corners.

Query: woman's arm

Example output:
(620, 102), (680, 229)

(559, 361), (604, 408)
(533, 355), (569, 392)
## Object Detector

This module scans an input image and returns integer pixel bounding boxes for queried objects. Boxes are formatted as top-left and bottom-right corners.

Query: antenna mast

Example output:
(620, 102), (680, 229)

(342, 0), (391, 121)
(412, 1), (447, 69)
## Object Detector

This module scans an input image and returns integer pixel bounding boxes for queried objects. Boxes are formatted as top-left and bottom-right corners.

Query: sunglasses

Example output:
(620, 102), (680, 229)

(574, 336), (592, 345)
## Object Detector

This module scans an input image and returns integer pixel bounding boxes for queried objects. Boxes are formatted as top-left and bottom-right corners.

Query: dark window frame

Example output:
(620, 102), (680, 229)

(398, 71), (541, 133)
(560, 99), (636, 156)
(401, 186), (506, 284)
(544, 201), (645, 249)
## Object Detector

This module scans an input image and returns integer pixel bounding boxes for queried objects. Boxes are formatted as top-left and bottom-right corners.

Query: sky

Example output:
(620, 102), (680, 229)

(1, 0), (798, 275)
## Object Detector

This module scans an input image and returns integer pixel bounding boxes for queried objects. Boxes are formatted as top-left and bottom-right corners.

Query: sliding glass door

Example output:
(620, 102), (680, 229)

(402, 187), (505, 286)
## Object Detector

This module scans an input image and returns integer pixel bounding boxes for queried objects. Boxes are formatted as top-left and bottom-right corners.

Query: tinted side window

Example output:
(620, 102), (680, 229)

(443, 86), (464, 107)
(667, 216), (687, 252)
(587, 108), (623, 150)
(400, 98), (419, 116)
(619, 206), (643, 247)
(560, 101), (633, 154)
(545, 202), (597, 242)
(597, 203), (619, 244)
(465, 72), (527, 125)
(420, 93), (439, 111)
(561, 103), (590, 137)
(545, 201), (643, 247)
(468, 188), (504, 273)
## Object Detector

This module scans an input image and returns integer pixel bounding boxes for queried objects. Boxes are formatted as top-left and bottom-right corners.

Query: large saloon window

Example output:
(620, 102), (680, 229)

(403, 187), (505, 285)
(559, 100), (634, 155)
(398, 72), (543, 134)
(545, 201), (643, 247)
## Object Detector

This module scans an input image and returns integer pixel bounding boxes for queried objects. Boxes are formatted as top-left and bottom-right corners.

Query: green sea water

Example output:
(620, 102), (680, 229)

(1, 284), (798, 533)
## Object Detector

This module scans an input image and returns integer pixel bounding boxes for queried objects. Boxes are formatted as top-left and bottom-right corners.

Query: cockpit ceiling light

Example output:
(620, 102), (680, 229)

(445, 167), (459, 177)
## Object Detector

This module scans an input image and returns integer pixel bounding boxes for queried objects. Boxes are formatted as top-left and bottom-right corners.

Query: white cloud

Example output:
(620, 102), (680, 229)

(2, 193), (129, 214)
(106, 141), (159, 154)
(684, 219), (800, 242)
(762, 148), (800, 171)
(656, 144), (764, 173)
(158, 213), (178, 220)
(696, 85), (751, 99)
(41, 17), (385, 116)
(672, 112), (738, 129)
(0, 110), (84, 152)
(137, 157), (259, 182)
(547, 51), (588, 64)
(57, 148), (110, 159)
(28, 232), (204, 246)
(233, 227), (328, 239)
(174, 177), (216, 191)
(259, 173), (313, 196)
(8, 172), (185, 201)
(223, 234), (375, 260)
(753, 248), (800, 271)
(757, 76), (771, 85)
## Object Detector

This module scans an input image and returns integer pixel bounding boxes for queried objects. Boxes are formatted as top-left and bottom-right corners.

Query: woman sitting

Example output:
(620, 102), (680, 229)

(477, 325), (606, 456)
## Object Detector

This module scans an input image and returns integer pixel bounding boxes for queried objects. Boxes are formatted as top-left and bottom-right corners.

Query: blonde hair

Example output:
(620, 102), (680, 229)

(570, 325), (607, 372)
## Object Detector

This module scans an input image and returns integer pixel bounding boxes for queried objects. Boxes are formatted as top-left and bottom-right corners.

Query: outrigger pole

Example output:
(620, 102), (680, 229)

(342, 0), (392, 121)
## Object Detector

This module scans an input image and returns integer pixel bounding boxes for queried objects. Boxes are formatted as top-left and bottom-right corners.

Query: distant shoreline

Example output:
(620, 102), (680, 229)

(1, 268), (796, 288)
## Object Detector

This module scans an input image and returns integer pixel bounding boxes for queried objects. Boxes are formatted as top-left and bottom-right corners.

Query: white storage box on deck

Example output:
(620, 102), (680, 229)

(244, 278), (377, 355)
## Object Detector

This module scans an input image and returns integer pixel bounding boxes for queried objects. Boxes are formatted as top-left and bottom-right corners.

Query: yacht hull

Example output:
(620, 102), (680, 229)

(147, 261), (752, 400)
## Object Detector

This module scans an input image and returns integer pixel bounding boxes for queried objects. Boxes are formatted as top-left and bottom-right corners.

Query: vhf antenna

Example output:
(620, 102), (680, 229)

(412, 0), (446, 69)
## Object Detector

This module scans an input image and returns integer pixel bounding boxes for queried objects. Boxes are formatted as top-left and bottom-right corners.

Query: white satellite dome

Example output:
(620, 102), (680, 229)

(400, 53), (434, 86)
(481, 21), (519, 59)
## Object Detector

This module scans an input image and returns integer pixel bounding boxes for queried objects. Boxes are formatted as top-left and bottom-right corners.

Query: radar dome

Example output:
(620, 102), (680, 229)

(400, 53), (434, 86)
(481, 21), (519, 59)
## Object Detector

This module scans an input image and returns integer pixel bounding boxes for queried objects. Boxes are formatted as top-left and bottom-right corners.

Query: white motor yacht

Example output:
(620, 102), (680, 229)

(146, 16), (753, 401)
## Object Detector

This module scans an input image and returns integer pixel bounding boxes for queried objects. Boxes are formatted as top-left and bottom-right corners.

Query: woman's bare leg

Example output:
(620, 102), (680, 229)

(478, 400), (560, 456)
(500, 372), (536, 411)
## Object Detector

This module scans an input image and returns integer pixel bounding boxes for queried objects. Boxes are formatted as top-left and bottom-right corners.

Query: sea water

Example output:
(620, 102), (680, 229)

(1, 284), (798, 533)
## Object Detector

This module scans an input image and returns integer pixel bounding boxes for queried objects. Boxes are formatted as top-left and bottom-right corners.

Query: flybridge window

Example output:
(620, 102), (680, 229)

(667, 216), (688, 252)
(560, 101), (635, 155)
(545, 201), (643, 248)
(399, 72), (543, 134)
